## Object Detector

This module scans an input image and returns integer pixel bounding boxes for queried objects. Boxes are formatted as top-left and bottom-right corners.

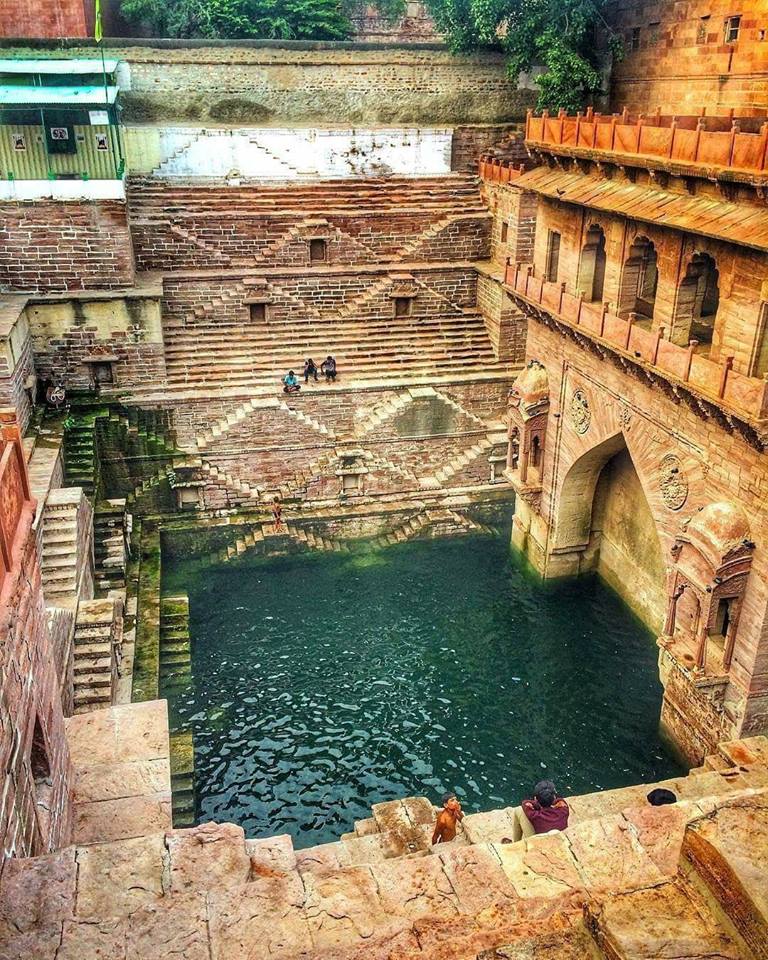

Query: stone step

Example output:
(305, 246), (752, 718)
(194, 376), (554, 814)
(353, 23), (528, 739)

(586, 880), (743, 959)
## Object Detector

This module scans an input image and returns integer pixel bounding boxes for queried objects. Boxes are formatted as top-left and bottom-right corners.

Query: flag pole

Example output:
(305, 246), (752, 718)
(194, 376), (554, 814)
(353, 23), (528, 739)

(95, 0), (123, 178)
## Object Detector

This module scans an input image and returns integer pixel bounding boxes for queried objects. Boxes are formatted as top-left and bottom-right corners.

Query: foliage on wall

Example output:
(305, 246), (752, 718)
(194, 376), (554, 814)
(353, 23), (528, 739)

(423, 0), (621, 110)
(119, 0), (353, 40)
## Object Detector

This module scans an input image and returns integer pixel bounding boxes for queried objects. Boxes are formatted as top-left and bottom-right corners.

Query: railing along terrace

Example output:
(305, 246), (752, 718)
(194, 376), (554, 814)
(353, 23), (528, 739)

(0, 410), (34, 597)
(504, 261), (768, 424)
(525, 107), (768, 176)
(478, 159), (527, 184)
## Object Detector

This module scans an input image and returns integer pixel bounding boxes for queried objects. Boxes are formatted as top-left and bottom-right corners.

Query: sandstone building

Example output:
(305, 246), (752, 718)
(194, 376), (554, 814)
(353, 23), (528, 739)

(0, 5), (768, 957)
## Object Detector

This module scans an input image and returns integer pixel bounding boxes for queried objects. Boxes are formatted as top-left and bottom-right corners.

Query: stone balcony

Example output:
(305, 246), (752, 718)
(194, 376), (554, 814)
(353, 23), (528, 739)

(523, 108), (768, 182)
(503, 261), (768, 444)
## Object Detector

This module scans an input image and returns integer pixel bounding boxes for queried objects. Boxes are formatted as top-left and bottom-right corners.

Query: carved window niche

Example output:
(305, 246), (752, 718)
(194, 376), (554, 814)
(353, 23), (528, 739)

(507, 359), (549, 490)
(336, 449), (370, 499)
(662, 502), (754, 680)
(309, 238), (328, 263)
(177, 486), (202, 512)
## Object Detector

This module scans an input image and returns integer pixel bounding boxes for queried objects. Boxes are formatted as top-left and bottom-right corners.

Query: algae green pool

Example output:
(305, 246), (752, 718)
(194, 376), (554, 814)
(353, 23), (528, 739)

(163, 524), (682, 847)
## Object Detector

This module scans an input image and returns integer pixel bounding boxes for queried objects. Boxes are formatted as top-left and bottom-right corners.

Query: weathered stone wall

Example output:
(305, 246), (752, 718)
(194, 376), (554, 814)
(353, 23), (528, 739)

(163, 266), (478, 328)
(0, 509), (73, 861)
(25, 294), (166, 391)
(0, 202), (135, 293)
(0, 307), (37, 436)
(0, 0), (91, 38)
(349, 2), (441, 44)
(0, 41), (534, 125)
(122, 381), (512, 512)
(481, 182), (538, 269)
(512, 316), (768, 763)
(450, 125), (527, 173)
(476, 272), (527, 362)
(607, 0), (768, 114)
(128, 198), (491, 273)
(591, 446), (666, 628)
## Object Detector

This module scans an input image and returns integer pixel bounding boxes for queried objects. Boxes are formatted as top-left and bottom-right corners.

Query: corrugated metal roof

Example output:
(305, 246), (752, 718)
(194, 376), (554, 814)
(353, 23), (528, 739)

(0, 85), (118, 106)
(513, 167), (768, 252)
(0, 59), (119, 74)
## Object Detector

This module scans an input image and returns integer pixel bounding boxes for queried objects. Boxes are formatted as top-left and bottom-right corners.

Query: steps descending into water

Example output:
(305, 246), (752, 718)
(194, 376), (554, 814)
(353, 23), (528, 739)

(72, 597), (122, 714)
(159, 595), (191, 695)
(93, 499), (128, 594)
(4, 735), (767, 960)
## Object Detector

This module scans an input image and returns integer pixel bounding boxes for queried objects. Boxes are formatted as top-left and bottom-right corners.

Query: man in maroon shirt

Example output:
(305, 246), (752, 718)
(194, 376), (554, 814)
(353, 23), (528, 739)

(521, 780), (570, 834)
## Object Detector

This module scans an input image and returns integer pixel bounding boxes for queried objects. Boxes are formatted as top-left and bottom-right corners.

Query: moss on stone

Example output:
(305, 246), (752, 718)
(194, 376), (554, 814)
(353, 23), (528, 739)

(132, 521), (162, 702)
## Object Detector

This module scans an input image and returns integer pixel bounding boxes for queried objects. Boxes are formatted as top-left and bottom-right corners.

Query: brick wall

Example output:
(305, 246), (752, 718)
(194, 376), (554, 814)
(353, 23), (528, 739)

(163, 266), (479, 328)
(0, 0), (91, 38)
(0, 202), (135, 293)
(0, 513), (73, 863)
(1, 42), (533, 125)
(477, 273), (527, 362)
(482, 182), (538, 269)
(607, 0), (768, 114)
(130, 208), (491, 272)
(450, 125), (525, 172)
(349, 2), (441, 43)
(25, 295), (166, 391)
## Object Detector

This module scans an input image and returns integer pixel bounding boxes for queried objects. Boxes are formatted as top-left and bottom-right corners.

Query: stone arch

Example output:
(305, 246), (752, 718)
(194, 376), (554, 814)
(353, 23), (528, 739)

(618, 235), (658, 321)
(670, 251), (720, 351)
(550, 431), (665, 626)
(577, 224), (607, 303)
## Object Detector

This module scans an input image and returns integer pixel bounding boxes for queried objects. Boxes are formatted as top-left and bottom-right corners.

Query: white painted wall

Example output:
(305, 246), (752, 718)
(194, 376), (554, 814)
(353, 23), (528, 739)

(0, 179), (126, 200)
(149, 127), (453, 179)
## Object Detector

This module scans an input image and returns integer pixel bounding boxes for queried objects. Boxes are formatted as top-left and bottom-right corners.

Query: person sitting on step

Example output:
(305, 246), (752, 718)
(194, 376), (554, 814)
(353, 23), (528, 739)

(321, 355), (337, 383)
(521, 779), (569, 834)
(282, 370), (301, 394)
(431, 792), (464, 845)
(303, 358), (319, 383)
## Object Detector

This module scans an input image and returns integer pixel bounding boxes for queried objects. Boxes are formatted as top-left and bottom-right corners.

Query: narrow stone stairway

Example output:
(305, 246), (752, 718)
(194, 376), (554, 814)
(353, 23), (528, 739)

(72, 597), (121, 714)
(159, 595), (192, 697)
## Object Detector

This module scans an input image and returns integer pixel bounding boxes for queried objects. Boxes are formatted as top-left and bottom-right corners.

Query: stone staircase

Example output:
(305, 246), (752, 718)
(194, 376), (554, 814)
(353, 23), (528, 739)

(72, 597), (121, 714)
(39, 488), (91, 607)
(159, 595), (192, 697)
(4, 734), (767, 960)
(63, 413), (97, 496)
(161, 306), (503, 393)
(196, 396), (335, 450)
(199, 459), (262, 502)
(93, 499), (127, 593)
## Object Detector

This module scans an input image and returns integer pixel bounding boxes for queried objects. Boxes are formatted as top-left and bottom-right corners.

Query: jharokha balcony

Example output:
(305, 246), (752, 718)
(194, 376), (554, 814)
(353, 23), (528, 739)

(523, 107), (768, 181)
(503, 262), (768, 442)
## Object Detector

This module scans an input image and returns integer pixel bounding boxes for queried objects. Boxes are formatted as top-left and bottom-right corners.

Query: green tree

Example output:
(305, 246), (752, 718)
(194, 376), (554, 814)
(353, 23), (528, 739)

(120, 0), (352, 40)
(424, 0), (620, 111)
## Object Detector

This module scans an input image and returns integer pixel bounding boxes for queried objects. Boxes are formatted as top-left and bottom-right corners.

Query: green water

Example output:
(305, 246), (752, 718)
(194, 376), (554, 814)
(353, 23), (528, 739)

(164, 527), (682, 847)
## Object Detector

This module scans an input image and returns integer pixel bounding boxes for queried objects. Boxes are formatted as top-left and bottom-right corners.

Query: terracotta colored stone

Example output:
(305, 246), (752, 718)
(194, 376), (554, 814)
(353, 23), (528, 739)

(75, 835), (166, 920)
(588, 881), (742, 959)
(57, 919), (127, 960)
(208, 872), (311, 960)
(126, 894), (210, 960)
(303, 865), (407, 950)
(564, 814), (664, 893)
(166, 821), (251, 893)
(73, 794), (173, 846)
(437, 844), (520, 919)
(0, 848), (76, 935)
(492, 834), (584, 906)
(369, 855), (461, 920)
(245, 834), (296, 878)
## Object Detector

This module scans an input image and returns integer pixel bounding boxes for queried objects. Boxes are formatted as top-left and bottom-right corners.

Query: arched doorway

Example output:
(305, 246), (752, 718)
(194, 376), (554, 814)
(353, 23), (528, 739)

(577, 225), (607, 303)
(670, 252), (720, 351)
(551, 434), (665, 628)
(619, 236), (658, 322)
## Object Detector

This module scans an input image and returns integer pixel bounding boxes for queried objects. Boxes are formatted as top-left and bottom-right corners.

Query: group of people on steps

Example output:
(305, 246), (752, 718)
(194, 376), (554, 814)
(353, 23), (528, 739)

(283, 356), (337, 393)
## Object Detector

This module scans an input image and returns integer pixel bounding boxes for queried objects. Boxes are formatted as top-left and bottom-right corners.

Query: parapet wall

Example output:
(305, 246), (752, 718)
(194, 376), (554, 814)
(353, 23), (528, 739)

(0, 41), (533, 125)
